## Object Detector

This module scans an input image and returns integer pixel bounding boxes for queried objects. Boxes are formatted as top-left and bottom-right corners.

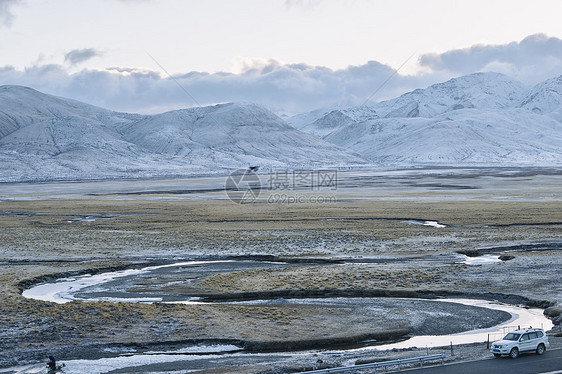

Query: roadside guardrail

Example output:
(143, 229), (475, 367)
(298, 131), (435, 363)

(299, 353), (446, 373)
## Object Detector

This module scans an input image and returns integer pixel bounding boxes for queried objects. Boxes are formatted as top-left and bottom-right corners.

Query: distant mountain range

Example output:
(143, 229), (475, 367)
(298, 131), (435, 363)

(0, 86), (365, 182)
(0, 72), (561, 182)
(289, 72), (562, 166)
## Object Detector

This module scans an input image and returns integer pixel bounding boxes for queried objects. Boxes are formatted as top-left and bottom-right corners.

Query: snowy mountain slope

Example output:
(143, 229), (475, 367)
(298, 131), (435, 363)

(0, 86), (367, 182)
(288, 105), (378, 133)
(520, 75), (562, 122)
(0, 86), (139, 138)
(373, 72), (526, 118)
(292, 72), (527, 138)
(294, 73), (526, 136)
(286, 107), (332, 131)
(324, 109), (562, 165)
(0, 116), (143, 157)
(291, 72), (562, 165)
(115, 102), (363, 165)
(298, 109), (366, 138)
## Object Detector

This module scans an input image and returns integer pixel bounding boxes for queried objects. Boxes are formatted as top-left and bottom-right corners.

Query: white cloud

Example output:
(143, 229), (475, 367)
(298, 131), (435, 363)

(231, 57), (284, 75)
(0, 59), (428, 115)
(419, 34), (562, 84)
(480, 61), (518, 76)
(2, 34), (562, 116)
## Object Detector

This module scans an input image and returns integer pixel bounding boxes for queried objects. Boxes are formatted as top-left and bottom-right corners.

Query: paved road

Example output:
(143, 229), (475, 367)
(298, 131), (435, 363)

(408, 348), (562, 374)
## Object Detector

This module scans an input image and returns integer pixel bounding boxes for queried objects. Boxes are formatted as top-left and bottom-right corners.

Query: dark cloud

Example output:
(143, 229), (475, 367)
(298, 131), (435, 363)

(3, 34), (562, 115)
(419, 34), (562, 84)
(0, 0), (19, 27)
(64, 48), (102, 66)
(0, 59), (427, 115)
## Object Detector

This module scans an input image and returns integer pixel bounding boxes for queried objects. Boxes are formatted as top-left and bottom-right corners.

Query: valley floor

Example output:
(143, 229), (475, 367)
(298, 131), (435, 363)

(0, 168), (560, 373)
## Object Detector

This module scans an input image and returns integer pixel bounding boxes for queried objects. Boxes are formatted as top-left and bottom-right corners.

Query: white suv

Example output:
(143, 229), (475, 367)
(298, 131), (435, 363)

(490, 328), (550, 359)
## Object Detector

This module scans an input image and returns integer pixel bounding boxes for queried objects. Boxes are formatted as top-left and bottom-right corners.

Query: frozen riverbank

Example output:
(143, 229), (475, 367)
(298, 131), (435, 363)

(20, 259), (552, 349)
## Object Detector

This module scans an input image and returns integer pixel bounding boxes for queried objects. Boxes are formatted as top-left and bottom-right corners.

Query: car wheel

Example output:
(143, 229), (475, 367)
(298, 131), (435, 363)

(536, 343), (545, 355)
(509, 347), (519, 359)
(493, 353), (501, 358)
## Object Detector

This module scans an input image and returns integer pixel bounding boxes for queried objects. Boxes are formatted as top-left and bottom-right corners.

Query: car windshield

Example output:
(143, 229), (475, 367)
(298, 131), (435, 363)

(504, 333), (521, 341)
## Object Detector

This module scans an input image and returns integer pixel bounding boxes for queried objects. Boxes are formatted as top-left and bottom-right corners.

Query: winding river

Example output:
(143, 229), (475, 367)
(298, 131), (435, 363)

(18, 260), (554, 374)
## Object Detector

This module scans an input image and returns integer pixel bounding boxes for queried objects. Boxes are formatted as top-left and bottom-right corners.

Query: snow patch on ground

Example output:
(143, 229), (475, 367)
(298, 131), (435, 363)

(460, 254), (502, 265)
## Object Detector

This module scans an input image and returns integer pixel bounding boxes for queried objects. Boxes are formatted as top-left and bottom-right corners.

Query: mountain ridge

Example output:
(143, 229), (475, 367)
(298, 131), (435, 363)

(290, 72), (562, 166)
(1, 71), (561, 182)
(0, 87), (367, 182)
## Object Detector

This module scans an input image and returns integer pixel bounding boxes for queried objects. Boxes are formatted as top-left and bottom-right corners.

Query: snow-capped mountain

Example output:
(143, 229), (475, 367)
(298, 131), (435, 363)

(373, 72), (526, 118)
(323, 109), (561, 165)
(289, 72), (526, 131)
(520, 75), (562, 122)
(1, 71), (561, 183)
(0, 87), (366, 182)
(115, 103), (363, 165)
(0, 85), (140, 134)
(292, 72), (562, 166)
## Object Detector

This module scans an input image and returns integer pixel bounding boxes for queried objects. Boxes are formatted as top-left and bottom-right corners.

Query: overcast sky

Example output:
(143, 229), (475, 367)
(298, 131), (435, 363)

(2, 0), (562, 114)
